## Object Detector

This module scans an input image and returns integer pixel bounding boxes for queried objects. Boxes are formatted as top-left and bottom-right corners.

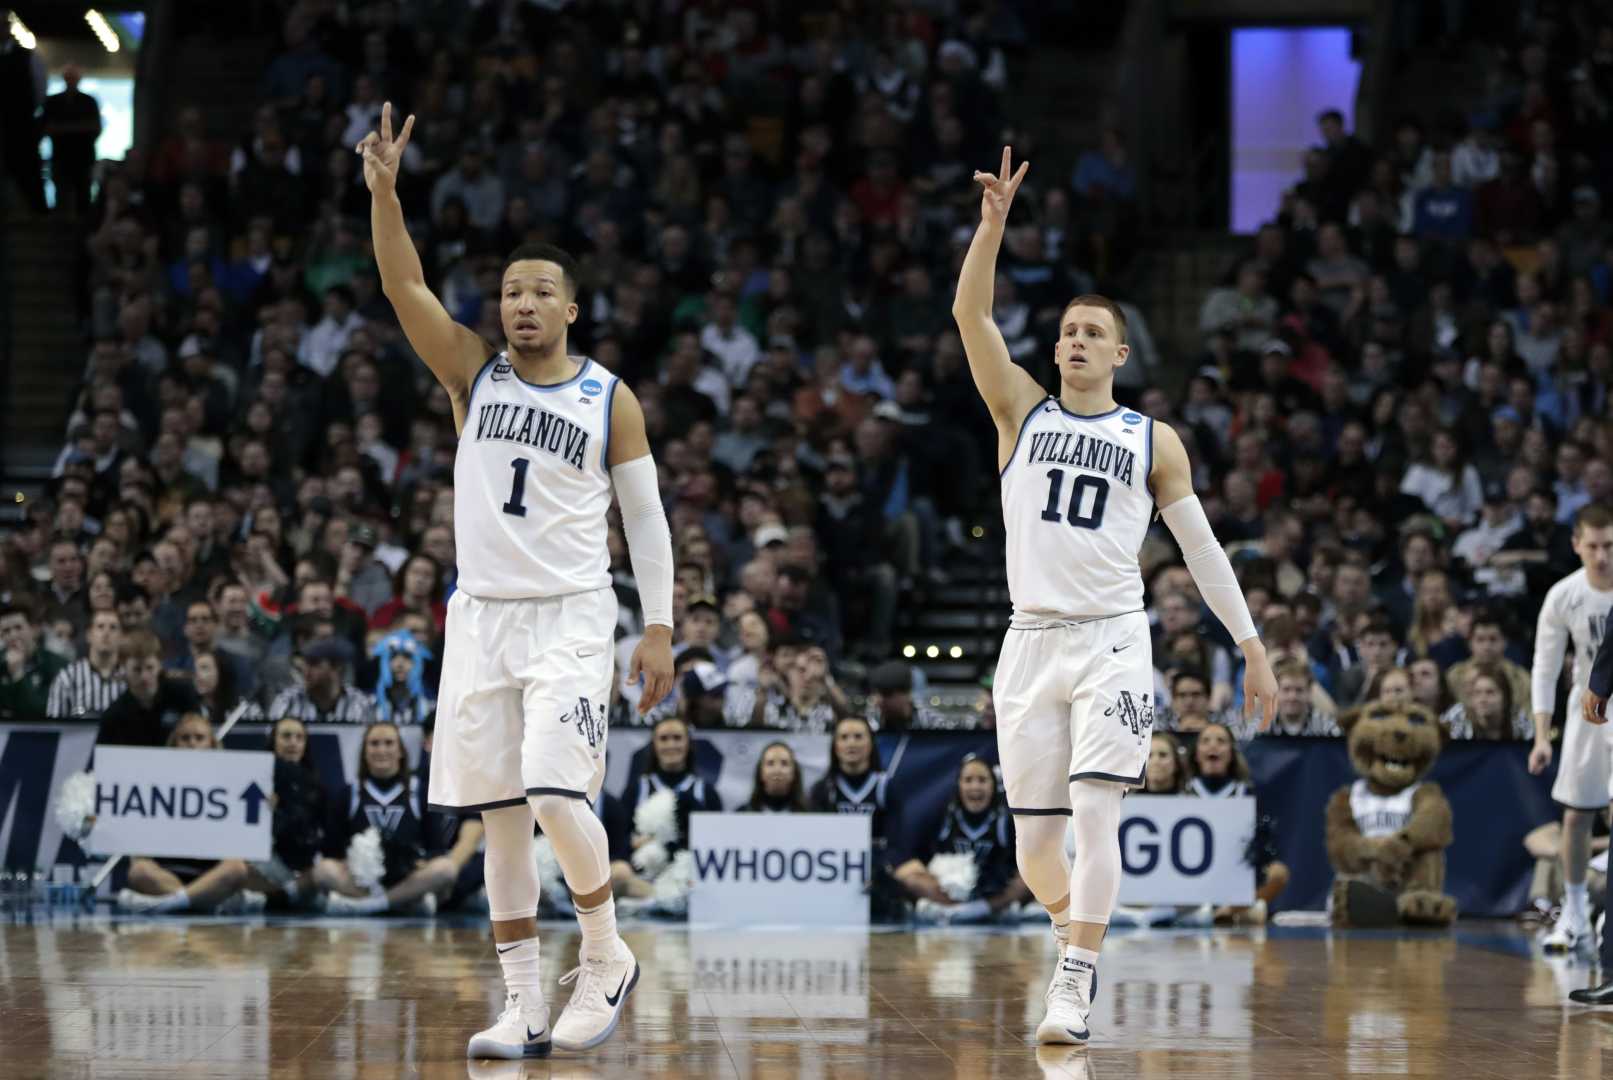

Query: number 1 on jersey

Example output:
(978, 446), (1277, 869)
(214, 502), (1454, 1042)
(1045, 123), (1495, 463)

(502, 458), (530, 517)
(1040, 469), (1108, 530)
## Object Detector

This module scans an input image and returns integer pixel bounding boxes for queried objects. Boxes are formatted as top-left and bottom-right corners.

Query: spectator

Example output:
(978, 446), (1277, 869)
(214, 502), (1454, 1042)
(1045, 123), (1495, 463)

(1258, 657), (1342, 737)
(1198, 262), (1278, 352)
(372, 631), (435, 725)
(1365, 666), (1415, 711)
(116, 713), (261, 914)
(1163, 668), (1216, 733)
(193, 647), (261, 725)
(1446, 608), (1531, 711)
(1441, 662), (1533, 740)
(867, 659), (945, 731)
(1407, 657), (1457, 717)
(1, 602), (67, 721)
(96, 628), (203, 746)
(1337, 621), (1403, 708)
(751, 642), (844, 733)
(41, 64), (100, 217)
(268, 636), (376, 725)
(741, 741), (810, 813)
(370, 553), (448, 635)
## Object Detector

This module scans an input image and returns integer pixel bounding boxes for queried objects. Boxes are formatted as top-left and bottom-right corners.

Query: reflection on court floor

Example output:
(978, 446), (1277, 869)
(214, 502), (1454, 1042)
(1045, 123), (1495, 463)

(1, 915), (1610, 1078)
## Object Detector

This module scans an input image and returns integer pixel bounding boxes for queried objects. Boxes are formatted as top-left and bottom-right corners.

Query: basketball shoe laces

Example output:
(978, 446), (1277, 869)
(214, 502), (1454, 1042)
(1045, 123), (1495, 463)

(1047, 959), (1089, 1008)
(493, 991), (529, 1031)
(558, 953), (610, 1012)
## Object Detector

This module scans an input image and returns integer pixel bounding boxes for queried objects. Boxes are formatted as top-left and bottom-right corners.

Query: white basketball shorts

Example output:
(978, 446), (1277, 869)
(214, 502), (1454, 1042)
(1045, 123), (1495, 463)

(428, 586), (615, 814)
(993, 610), (1155, 815)
(1551, 686), (1613, 810)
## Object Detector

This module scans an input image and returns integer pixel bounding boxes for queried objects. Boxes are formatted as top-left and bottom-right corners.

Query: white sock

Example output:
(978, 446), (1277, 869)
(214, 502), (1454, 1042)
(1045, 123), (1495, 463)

(1061, 944), (1099, 990)
(575, 896), (619, 960)
(1050, 907), (1072, 944)
(496, 937), (542, 1003)
(154, 889), (190, 913)
(1565, 882), (1589, 925)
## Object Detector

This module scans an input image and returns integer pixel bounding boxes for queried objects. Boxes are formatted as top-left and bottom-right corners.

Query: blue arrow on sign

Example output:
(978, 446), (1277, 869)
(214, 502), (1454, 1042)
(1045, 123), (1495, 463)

(239, 781), (268, 825)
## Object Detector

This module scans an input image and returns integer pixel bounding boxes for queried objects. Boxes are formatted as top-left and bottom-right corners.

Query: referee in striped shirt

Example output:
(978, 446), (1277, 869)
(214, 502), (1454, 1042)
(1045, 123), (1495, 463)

(47, 610), (127, 719)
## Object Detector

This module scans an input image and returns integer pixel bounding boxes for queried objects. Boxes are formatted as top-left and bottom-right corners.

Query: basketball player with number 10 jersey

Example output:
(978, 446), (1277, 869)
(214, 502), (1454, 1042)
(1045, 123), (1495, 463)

(953, 148), (1278, 1047)
(361, 104), (676, 1061)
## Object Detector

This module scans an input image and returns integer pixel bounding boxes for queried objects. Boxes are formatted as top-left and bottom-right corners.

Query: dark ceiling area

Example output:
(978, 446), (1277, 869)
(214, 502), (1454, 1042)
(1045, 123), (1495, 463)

(7, 2), (146, 44)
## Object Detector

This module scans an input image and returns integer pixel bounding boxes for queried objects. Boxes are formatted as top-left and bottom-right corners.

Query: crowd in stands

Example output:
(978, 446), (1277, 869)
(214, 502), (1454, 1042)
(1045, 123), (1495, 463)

(2, 1), (1610, 916)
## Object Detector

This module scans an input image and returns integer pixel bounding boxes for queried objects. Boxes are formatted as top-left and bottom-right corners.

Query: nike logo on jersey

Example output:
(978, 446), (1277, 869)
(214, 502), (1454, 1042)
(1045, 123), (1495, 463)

(491, 361), (513, 382)
(604, 971), (628, 1006)
(1112, 641), (1134, 653)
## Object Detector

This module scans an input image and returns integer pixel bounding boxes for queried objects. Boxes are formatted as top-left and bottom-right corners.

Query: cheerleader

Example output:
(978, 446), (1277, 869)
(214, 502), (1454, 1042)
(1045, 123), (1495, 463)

(742, 741), (809, 812)
(895, 755), (1028, 922)
(1186, 722), (1289, 921)
(614, 716), (722, 898)
(314, 720), (483, 915)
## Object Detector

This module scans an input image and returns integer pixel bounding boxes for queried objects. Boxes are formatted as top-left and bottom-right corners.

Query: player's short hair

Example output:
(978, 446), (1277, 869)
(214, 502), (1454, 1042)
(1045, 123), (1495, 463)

(504, 242), (579, 298)
(1060, 294), (1129, 345)
(1574, 503), (1613, 534)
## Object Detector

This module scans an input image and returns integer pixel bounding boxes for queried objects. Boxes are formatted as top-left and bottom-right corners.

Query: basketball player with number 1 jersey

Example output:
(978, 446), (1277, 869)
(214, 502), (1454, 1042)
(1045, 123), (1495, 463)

(953, 148), (1278, 1046)
(361, 104), (676, 1060)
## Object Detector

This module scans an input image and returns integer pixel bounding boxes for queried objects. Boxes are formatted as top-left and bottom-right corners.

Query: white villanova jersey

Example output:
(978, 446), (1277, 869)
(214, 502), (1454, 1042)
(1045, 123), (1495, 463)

(1000, 399), (1154, 619)
(1532, 567), (1613, 712)
(454, 353), (618, 599)
(1349, 779), (1419, 839)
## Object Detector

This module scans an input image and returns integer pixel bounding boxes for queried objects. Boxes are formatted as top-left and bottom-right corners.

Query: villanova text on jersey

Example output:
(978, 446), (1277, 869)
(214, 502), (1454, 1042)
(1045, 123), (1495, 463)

(1022, 429), (1139, 488)
(473, 400), (590, 472)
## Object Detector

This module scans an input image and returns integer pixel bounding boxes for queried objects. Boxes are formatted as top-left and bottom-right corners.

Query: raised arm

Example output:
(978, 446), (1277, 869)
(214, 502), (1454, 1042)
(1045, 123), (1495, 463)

(951, 147), (1048, 436)
(358, 103), (489, 417)
(1150, 420), (1277, 730)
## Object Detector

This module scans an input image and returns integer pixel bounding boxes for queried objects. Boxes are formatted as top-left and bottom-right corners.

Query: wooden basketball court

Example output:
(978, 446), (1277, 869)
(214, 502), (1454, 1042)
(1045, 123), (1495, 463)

(1, 915), (1607, 1078)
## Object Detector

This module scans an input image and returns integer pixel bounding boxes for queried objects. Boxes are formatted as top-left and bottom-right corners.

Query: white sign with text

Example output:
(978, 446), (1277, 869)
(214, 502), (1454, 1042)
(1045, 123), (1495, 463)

(689, 812), (871, 927)
(1106, 796), (1257, 905)
(87, 747), (274, 860)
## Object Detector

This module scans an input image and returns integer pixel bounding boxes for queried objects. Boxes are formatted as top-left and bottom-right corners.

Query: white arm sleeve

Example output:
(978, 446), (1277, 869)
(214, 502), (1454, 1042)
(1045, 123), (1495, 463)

(610, 455), (674, 629)
(1531, 584), (1568, 719)
(1160, 495), (1258, 646)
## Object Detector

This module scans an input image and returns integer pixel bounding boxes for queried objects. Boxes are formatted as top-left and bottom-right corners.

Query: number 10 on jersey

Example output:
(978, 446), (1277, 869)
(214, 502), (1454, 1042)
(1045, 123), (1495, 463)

(1040, 469), (1108, 530)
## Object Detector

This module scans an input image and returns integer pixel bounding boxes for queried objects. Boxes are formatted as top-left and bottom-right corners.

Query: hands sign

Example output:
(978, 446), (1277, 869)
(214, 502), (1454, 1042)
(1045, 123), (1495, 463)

(355, 101), (415, 197)
(973, 146), (1030, 228)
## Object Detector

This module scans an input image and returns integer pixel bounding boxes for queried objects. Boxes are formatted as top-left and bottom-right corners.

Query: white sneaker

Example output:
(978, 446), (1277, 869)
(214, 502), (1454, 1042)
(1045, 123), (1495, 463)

(1035, 952), (1095, 1045)
(551, 940), (639, 1052)
(116, 887), (168, 914)
(215, 890), (266, 915)
(324, 889), (388, 916)
(467, 991), (551, 1060)
(1542, 918), (1592, 953)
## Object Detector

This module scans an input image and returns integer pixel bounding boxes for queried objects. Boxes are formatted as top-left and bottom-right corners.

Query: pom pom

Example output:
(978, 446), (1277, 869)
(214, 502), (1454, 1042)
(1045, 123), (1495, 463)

(53, 771), (97, 842)
(532, 835), (567, 901)
(347, 827), (386, 890)
(652, 850), (695, 913)
(927, 852), (979, 902)
(633, 788), (679, 846)
(631, 840), (669, 878)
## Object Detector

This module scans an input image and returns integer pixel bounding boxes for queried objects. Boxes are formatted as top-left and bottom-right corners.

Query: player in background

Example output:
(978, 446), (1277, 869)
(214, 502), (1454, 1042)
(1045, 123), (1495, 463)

(360, 105), (675, 1059)
(1528, 506), (1613, 958)
(1570, 520), (1613, 1004)
(952, 148), (1276, 1045)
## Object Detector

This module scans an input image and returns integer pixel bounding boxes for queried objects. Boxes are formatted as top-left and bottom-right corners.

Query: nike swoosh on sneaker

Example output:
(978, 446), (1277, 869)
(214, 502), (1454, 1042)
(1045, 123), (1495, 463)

(604, 971), (628, 1006)
(1066, 1026), (1089, 1040)
(527, 1025), (546, 1042)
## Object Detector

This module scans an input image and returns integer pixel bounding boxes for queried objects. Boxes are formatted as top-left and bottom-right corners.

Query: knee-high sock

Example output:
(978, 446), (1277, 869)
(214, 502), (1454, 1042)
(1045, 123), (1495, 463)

(1014, 812), (1074, 907)
(483, 805), (541, 922)
(529, 794), (611, 896)
(1067, 780), (1124, 926)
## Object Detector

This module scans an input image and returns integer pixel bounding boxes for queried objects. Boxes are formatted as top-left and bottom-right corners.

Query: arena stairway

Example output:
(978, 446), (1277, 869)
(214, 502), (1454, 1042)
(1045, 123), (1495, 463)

(1, 212), (82, 510)
(895, 533), (1011, 711)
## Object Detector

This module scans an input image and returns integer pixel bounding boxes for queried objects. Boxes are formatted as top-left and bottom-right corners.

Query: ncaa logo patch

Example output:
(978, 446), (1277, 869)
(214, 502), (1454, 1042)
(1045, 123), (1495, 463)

(580, 378), (604, 397)
(1121, 411), (1143, 425)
